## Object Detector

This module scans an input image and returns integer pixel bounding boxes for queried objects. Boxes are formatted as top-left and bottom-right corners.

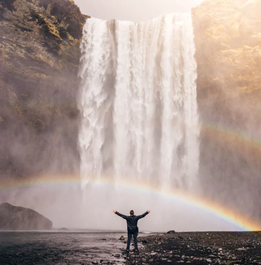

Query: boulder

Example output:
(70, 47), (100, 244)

(58, 227), (68, 231)
(0, 202), (52, 230)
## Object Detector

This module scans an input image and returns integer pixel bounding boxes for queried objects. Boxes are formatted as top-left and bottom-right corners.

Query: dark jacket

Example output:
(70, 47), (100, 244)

(116, 211), (148, 234)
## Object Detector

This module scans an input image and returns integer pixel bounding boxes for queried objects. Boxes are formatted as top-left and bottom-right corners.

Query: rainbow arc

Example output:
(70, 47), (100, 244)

(1, 175), (260, 231)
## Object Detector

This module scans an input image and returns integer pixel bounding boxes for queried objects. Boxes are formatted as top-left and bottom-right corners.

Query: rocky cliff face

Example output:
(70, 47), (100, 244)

(193, 0), (261, 221)
(0, 0), (87, 178)
(0, 202), (52, 230)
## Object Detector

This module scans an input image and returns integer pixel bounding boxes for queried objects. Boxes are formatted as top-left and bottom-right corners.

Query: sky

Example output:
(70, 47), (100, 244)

(74, 0), (204, 22)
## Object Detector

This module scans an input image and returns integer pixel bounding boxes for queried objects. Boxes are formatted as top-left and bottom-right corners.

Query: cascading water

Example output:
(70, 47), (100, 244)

(78, 13), (199, 192)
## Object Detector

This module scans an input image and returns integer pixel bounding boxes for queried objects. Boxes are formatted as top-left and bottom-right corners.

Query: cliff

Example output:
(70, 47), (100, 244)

(193, 0), (261, 220)
(0, 202), (52, 230)
(0, 0), (87, 178)
(1, 0), (261, 224)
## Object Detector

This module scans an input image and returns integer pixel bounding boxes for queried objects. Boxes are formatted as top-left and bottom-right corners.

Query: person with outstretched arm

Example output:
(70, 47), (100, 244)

(113, 210), (150, 254)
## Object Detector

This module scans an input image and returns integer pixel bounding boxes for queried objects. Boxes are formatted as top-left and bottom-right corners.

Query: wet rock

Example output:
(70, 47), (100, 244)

(58, 227), (68, 231)
(237, 247), (247, 251)
(124, 231), (261, 265)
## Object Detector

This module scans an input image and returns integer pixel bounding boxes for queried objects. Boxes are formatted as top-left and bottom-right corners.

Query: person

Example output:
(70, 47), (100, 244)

(113, 209), (150, 253)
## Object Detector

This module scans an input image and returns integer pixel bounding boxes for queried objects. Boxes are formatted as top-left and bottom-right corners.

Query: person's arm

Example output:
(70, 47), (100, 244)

(137, 210), (150, 220)
(113, 211), (128, 220)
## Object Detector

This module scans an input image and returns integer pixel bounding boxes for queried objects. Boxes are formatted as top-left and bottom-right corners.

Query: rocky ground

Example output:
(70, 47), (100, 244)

(0, 231), (261, 264)
(122, 232), (261, 265)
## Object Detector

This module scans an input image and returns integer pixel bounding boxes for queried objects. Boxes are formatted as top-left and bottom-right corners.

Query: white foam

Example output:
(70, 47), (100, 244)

(78, 13), (199, 191)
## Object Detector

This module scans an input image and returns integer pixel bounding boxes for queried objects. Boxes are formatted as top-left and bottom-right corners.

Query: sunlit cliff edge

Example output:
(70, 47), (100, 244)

(0, 0), (261, 223)
(193, 0), (261, 221)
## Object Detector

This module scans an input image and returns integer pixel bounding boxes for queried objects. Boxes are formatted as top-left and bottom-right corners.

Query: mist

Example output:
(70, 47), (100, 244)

(74, 0), (204, 21)
(0, 177), (243, 231)
(1, 0), (261, 233)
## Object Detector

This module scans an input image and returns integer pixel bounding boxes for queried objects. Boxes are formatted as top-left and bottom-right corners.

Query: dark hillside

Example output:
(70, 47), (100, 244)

(0, 0), (87, 179)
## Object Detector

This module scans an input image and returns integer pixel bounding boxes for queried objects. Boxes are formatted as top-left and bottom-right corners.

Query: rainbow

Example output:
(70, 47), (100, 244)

(202, 122), (261, 156)
(1, 175), (260, 231)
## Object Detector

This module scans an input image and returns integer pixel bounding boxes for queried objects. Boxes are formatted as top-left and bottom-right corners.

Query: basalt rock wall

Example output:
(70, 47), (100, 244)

(0, 0), (87, 179)
(193, 0), (261, 221)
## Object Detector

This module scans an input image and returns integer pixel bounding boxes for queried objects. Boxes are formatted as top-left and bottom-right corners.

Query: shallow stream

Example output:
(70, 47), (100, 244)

(0, 231), (130, 264)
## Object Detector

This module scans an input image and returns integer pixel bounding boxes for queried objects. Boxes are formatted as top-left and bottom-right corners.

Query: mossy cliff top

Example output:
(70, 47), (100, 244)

(193, 0), (261, 101)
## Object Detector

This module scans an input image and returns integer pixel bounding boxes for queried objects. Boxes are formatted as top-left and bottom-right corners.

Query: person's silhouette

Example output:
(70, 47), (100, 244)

(113, 210), (150, 253)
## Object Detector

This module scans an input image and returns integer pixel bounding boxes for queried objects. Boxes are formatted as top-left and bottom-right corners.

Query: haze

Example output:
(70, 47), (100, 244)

(74, 0), (204, 21)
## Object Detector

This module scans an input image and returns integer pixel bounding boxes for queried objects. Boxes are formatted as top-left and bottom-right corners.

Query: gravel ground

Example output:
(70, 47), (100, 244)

(122, 231), (261, 265)
(1, 231), (261, 264)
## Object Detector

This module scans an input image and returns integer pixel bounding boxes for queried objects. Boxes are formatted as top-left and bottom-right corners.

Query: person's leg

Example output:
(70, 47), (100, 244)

(133, 232), (138, 251)
(126, 233), (132, 251)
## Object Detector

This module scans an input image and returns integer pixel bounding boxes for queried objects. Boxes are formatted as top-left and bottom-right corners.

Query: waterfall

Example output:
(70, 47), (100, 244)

(78, 13), (199, 191)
